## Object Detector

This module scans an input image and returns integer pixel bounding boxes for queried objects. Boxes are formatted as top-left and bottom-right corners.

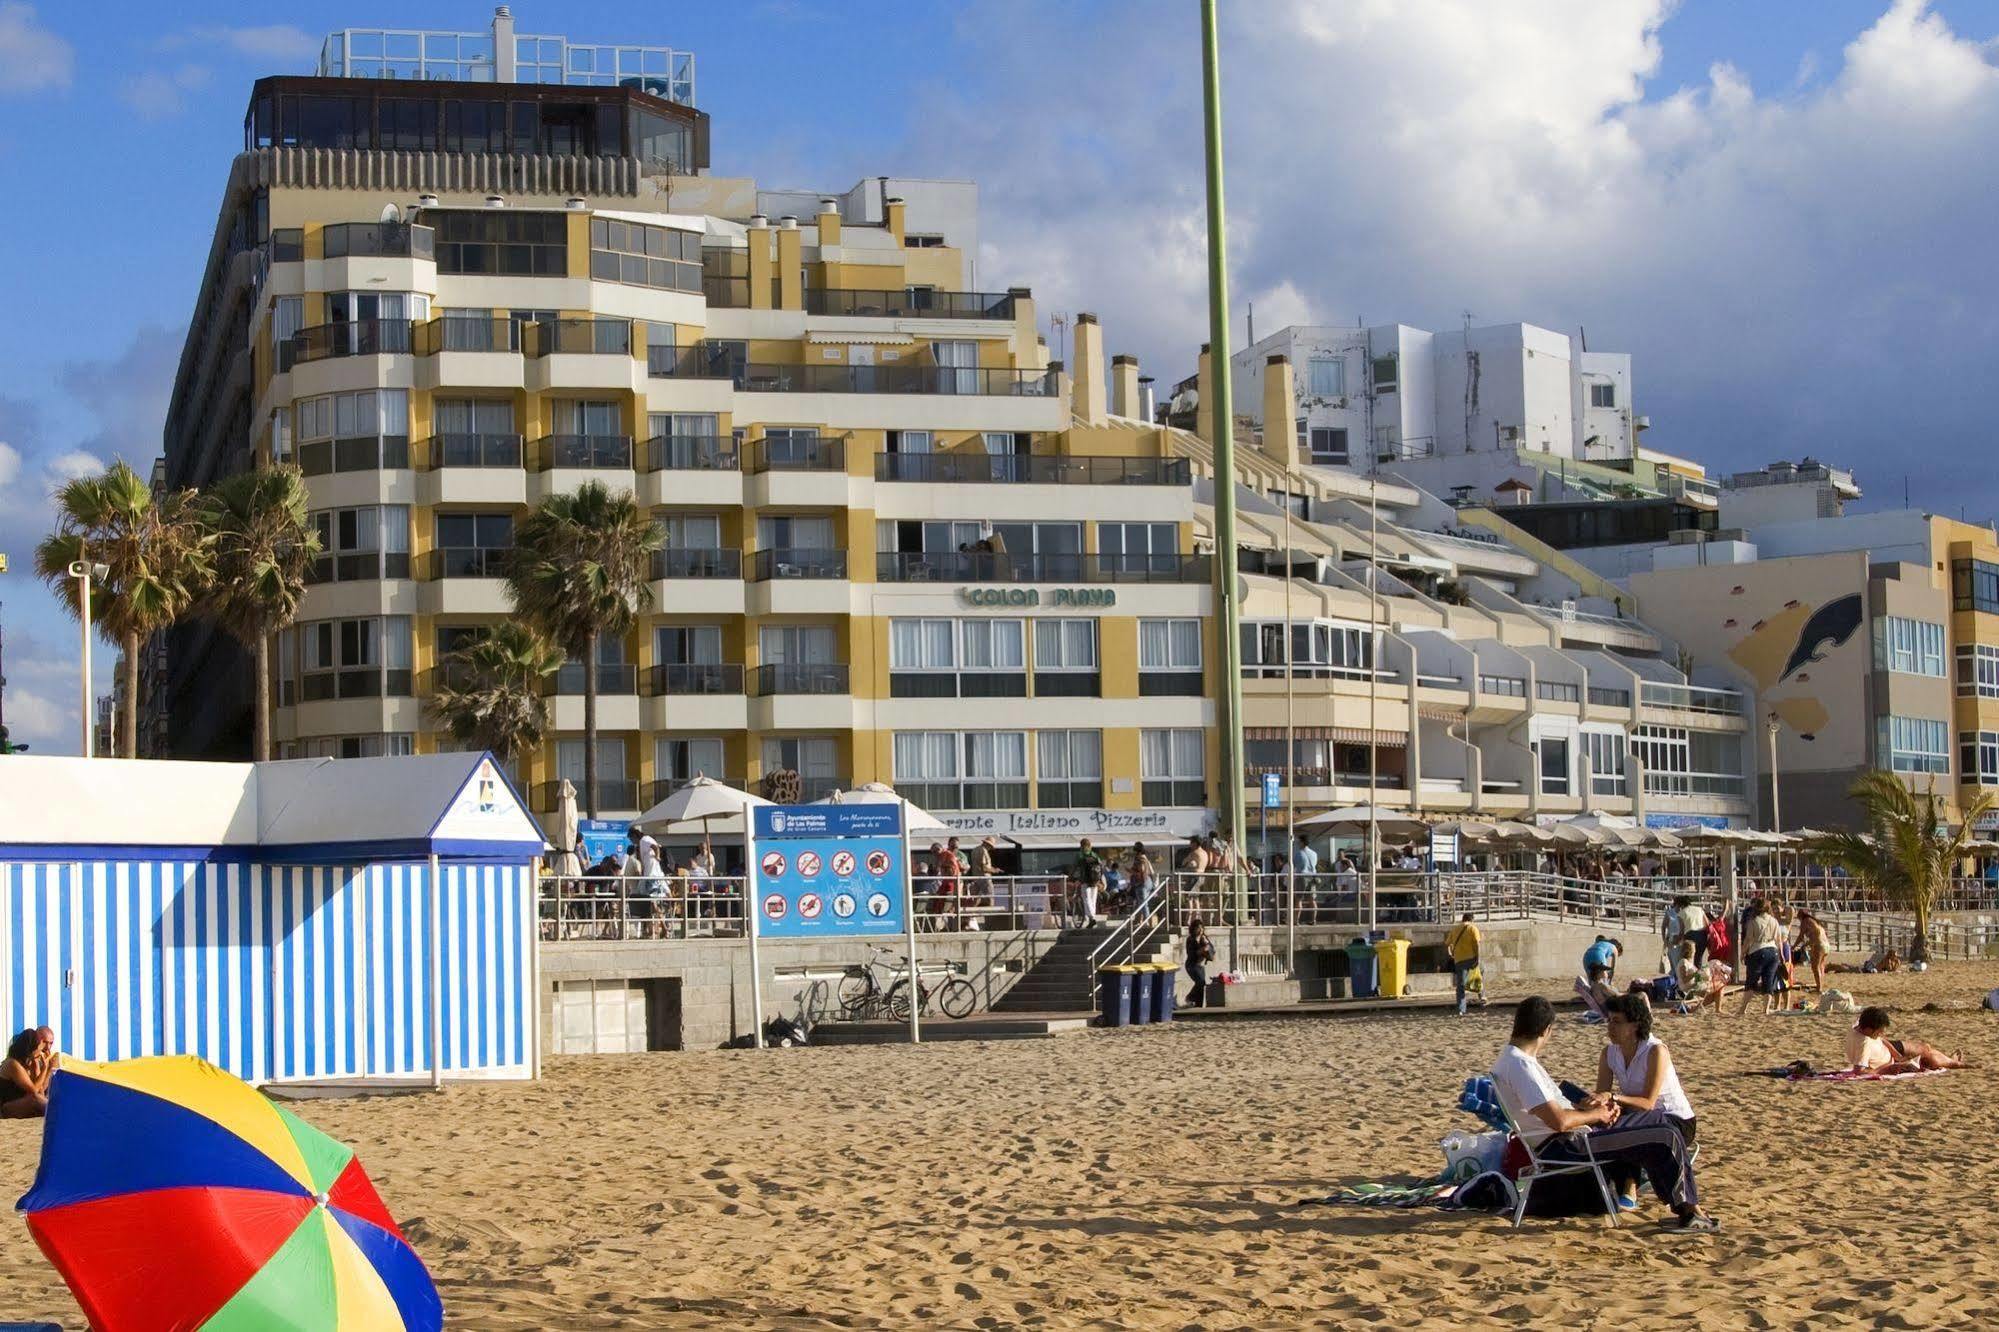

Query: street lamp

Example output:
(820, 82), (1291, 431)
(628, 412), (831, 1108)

(68, 560), (108, 758)
(1766, 713), (1782, 833)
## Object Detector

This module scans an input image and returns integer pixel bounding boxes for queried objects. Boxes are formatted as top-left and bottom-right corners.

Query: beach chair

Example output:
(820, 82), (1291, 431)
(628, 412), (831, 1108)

(1573, 976), (1610, 1023)
(1497, 1102), (1621, 1229)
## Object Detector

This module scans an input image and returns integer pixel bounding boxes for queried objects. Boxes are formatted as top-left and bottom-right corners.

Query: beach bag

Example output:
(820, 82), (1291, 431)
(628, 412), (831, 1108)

(1441, 1130), (1507, 1179)
(1985, 988), (1999, 1012)
(1706, 918), (1730, 957)
(1448, 1170), (1518, 1214)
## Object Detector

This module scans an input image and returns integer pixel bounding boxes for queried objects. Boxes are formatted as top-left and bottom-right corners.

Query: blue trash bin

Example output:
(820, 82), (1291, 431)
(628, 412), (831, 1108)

(1150, 963), (1177, 1023)
(1345, 941), (1379, 999)
(1128, 965), (1154, 1026)
(1097, 967), (1134, 1026)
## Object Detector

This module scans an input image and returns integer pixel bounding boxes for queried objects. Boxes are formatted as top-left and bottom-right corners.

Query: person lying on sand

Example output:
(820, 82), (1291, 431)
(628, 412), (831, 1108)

(1845, 1007), (1968, 1074)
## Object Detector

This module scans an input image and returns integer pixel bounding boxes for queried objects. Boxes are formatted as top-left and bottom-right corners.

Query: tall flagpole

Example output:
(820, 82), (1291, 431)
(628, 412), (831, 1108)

(1200, 0), (1248, 907)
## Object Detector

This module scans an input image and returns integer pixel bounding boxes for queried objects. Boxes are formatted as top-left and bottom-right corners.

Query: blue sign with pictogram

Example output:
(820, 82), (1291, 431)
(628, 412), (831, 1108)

(750, 804), (905, 939)
(1262, 772), (1282, 809)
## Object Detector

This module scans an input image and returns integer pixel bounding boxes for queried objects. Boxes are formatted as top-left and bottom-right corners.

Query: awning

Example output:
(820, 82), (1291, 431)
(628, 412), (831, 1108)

(803, 331), (917, 347)
(1246, 726), (1408, 748)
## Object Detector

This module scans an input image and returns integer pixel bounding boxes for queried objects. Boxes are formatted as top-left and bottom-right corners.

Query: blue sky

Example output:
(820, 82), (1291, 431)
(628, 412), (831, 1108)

(1, 0), (1995, 752)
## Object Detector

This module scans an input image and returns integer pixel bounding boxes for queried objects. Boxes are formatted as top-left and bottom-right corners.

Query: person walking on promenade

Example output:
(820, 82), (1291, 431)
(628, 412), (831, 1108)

(1445, 913), (1483, 1015)
(1075, 839), (1106, 926)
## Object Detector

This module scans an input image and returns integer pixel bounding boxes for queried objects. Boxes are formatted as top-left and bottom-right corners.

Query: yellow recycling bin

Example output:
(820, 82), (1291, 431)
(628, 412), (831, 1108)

(1373, 937), (1411, 999)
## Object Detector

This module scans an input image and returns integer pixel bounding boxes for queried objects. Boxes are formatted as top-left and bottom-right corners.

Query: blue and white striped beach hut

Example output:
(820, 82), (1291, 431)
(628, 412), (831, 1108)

(0, 752), (546, 1085)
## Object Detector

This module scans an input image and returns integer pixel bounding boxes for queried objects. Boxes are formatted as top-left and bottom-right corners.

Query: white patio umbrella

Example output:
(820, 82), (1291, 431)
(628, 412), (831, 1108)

(813, 781), (951, 836)
(550, 778), (582, 876)
(631, 775), (773, 835)
(1559, 813), (1649, 848)
(1491, 820), (1557, 844)
(1428, 819), (1502, 842)
(1544, 822), (1602, 846)
(1295, 805), (1430, 835)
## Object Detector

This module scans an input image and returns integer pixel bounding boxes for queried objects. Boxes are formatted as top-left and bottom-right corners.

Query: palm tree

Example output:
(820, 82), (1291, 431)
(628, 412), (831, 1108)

(198, 466), (320, 761)
(503, 480), (661, 816)
(35, 461), (212, 758)
(1815, 771), (1994, 964)
(428, 623), (563, 766)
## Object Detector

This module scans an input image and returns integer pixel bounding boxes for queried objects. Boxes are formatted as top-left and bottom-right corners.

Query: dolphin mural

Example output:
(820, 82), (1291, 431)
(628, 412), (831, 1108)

(1778, 594), (1863, 683)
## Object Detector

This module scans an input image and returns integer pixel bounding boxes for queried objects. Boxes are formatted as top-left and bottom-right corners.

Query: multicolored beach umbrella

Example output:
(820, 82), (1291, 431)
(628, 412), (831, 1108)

(16, 1056), (443, 1331)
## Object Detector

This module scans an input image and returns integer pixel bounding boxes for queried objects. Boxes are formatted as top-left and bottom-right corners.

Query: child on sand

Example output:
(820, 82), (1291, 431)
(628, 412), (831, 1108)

(1845, 1007), (1968, 1073)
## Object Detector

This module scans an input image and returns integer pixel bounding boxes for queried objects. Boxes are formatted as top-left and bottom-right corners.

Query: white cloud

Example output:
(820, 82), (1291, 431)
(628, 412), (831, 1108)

(159, 24), (317, 67)
(44, 449), (101, 481)
(891, 0), (1999, 512)
(0, 2), (71, 94)
(4, 686), (72, 752)
(0, 440), (20, 494)
(120, 63), (209, 119)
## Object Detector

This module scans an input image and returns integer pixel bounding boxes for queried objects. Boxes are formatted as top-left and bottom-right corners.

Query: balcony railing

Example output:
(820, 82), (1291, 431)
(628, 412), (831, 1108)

(874, 454), (1189, 485)
(651, 548), (742, 580)
(421, 547), (512, 580)
(414, 315), (522, 355)
(731, 362), (1059, 397)
(296, 435), (410, 476)
(702, 275), (750, 308)
(874, 552), (1212, 584)
(549, 663), (640, 696)
(752, 663), (849, 696)
(644, 775), (748, 807)
(268, 229), (304, 262)
(1587, 686), (1632, 708)
(525, 318), (632, 357)
(753, 548), (847, 580)
(751, 436), (844, 472)
(1644, 771), (1746, 797)
(646, 663), (745, 696)
(1242, 766), (1407, 791)
(803, 288), (1017, 320)
(307, 550), (411, 584)
(536, 779), (638, 812)
(1477, 674), (1528, 698)
(299, 667), (413, 702)
(322, 222), (435, 260)
(420, 433), (523, 470)
(281, 320), (412, 369)
(645, 434), (739, 471)
(535, 435), (634, 470)
(1640, 682), (1744, 716)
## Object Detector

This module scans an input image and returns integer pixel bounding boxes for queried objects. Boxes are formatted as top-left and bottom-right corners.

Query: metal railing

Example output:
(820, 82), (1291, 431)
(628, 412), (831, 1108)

(322, 221), (435, 260)
(751, 435), (844, 472)
(645, 434), (739, 471)
(646, 662), (744, 695)
(651, 548), (742, 579)
(874, 454), (1188, 485)
(1587, 686), (1632, 708)
(282, 320), (412, 369)
(420, 433), (522, 469)
(535, 434), (634, 470)
(307, 549), (410, 584)
(420, 547), (511, 580)
(731, 362), (1060, 397)
(1640, 682), (1744, 716)
(525, 317), (632, 357)
(804, 288), (1018, 319)
(414, 315), (522, 355)
(534, 780), (638, 813)
(548, 663), (639, 696)
(751, 662), (849, 695)
(753, 547), (846, 580)
(875, 551), (1211, 584)
(540, 876), (749, 941)
(296, 435), (411, 476)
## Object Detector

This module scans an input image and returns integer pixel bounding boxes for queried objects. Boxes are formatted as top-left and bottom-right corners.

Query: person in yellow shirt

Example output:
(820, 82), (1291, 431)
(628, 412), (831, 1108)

(1445, 913), (1483, 1016)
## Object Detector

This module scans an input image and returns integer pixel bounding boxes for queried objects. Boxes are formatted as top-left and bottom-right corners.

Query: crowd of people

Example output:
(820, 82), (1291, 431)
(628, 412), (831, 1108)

(546, 830), (734, 938)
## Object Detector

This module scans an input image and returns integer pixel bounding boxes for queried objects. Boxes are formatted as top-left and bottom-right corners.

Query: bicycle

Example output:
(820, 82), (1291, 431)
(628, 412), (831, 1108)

(837, 946), (976, 1020)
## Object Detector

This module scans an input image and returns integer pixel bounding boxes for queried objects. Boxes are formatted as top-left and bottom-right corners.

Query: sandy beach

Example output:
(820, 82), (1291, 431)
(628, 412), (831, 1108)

(4, 962), (1996, 1330)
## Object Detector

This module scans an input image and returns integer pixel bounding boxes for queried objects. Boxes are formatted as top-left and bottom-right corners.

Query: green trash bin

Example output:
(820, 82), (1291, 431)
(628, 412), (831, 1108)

(1128, 965), (1155, 1025)
(1097, 966), (1134, 1026)
(1374, 938), (1411, 999)
(1345, 940), (1379, 999)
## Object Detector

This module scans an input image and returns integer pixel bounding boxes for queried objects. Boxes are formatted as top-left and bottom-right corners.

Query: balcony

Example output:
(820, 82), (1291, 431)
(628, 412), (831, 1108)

(536, 779), (638, 813)
(752, 663), (849, 696)
(525, 318), (632, 358)
(645, 434), (739, 471)
(307, 550), (410, 585)
(702, 275), (750, 308)
(297, 435), (411, 476)
(1588, 686), (1632, 708)
(549, 663), (640, 696)
(651, 548), (742, 580)
(873, 454), (1189, 485)
(750, 436), (844, 472)
(803, 289), (1017, 320)
(420, 434), (523, 470)
(321, 222), (435, 260)
(1478, 674), (1528, 698)
(1242, 766), (1407, 791)
(1640, 682), (1743, 716)
(1644, 771), (1746, 797)
(731, 362), (1059, 397)
(299, 667), (413, 703)
(753, 548), (847, 580)
(534, 435), (634, 470)
(420, 547), (512, 580)
(414, 316), (522, 355)
(281, 320), (412, 370)
(646, 663), (745, 696)
(874, 552), (1212, 584)
(645, 775), (748, 807)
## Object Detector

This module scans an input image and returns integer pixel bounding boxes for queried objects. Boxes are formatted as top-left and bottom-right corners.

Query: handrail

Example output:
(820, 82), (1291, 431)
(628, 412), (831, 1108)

(1087, 887), (1172, 1011)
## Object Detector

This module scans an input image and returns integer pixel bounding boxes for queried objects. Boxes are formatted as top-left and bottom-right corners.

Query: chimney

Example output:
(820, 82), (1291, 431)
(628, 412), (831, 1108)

(1195, 343), (1214, 444)
(1111, 354), (1141, 419)
(884, 196), (906, 242)
(492, 5), (517, 82)
(1262, 355), (1298, 467)
(1139, 374), (1156, 423)
(776, 216), (802, 310)
(1071, 313), (1106, 425)
(816, 197), (841, 247)
(746, 214), (773, 311)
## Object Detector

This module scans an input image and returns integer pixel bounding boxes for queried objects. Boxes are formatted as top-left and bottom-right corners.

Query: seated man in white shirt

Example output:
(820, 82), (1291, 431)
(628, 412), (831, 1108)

(1490, 996), (1717, 1231)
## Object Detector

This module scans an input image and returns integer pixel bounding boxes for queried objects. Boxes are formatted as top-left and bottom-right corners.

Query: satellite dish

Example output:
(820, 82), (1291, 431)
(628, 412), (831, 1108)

(380, 202), (402, 223)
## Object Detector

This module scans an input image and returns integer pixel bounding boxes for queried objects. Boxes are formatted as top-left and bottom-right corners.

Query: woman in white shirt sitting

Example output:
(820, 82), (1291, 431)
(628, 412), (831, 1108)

(1596, 992), (1698, 1210)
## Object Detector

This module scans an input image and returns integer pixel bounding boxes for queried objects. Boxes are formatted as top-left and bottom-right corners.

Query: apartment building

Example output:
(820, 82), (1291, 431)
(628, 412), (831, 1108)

(157, 17), (1217, 858)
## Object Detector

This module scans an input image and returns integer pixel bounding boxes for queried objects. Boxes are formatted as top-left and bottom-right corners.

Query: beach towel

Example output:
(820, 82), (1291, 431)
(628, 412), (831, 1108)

(1459, 1076), (1511, 1133)
(1743, 1061), (1952, 1082)
(1305, 1178), (1461, 1209)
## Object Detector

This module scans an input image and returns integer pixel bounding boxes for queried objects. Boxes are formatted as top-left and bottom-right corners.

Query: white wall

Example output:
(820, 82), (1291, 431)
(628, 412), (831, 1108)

(1576, 349), (1633, 461)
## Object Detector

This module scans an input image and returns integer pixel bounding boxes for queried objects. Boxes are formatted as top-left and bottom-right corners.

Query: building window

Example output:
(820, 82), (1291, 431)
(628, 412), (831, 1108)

(1953, 559), (1999, 614)
(310, 506), (410, 582)
(431, 512), (512, 578)
(1033, 619), (1099, 697)
(272, 296), (302, 347)
(1037, 730), (1104, 808)
(294, 389), (410, 475)
(1098, 522), (1177, 577)
(1957, 644), (1999, 698)
(589, 217), (702, 292)
(1140, 618), (1203, 696)
(761, 736), (838, 801)
(1537, 735), (1571, 796)
(1582, 731), (1627, 796)
(1961, 731), (1999, 785)
(1589, 382), (1617, 408)
(889, 618), (957, 698)
(287, 734), (414, 760)
(1308, 427), (1349, 465)
(1306, 356), (1344, 397)
(431, 209), (568, 276)
(1241, 620), (1374, 680)
(1141, 728), (1205, 807)
(892, 731), (1028, 811)
(1879, 716), (1949, 775)
(270, 407), (291, 464)
(296, 616), (412, 701)
(656, 736), (726, 792)
(1634, 725), (1743, 796)
(1536, 680), (1581, 703)
(558, 739), (629, 808)
(1370, 355), (1398, 392)
(1873, 616), (1946, 678)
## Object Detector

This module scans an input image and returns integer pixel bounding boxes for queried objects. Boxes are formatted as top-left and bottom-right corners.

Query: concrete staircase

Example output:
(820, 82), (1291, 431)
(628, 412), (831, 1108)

(992, 924), (1179, 1014)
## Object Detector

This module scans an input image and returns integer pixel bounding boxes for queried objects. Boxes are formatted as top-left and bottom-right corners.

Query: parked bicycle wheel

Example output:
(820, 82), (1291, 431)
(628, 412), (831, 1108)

(836, 971), (874, 1018)
(938, 977), (976, 1019)
(800, 978), (833, 1029)
(884, 979), (913, 1023)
